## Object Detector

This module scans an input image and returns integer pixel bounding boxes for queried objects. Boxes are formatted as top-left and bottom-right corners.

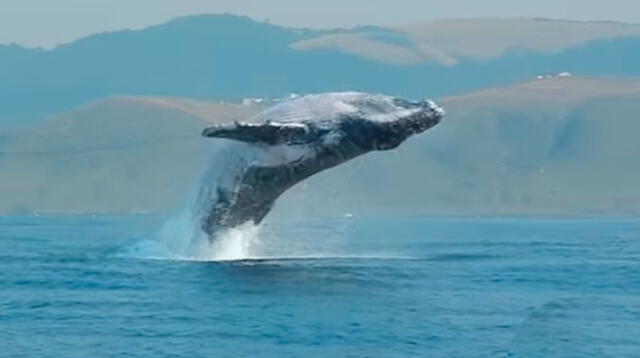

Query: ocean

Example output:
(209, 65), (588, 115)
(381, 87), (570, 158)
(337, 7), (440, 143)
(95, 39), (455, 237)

(1, 215), (639, 357)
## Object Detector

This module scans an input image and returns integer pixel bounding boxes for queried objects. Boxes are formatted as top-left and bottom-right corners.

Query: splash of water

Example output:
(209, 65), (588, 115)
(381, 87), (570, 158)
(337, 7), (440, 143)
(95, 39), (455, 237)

(209, 223), (261, 261)
(155, 207), (262, 261)
(120, 141), (265, 262)
(122, 206), (262, 261)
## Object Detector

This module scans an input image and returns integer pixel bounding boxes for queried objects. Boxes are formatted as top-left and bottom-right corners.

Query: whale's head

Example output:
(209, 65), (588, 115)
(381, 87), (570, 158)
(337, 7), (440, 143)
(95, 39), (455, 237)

(329, 93), (445, 151)
(202, 92), (444, 151)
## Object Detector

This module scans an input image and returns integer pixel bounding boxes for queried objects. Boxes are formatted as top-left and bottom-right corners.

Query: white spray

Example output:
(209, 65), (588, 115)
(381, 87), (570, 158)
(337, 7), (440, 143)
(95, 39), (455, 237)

(121, 141), (267, 261)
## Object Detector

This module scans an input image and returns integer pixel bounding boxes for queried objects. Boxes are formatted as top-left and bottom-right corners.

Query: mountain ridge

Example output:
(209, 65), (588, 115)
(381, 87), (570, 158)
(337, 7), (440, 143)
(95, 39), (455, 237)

(3, 14), (640, 127)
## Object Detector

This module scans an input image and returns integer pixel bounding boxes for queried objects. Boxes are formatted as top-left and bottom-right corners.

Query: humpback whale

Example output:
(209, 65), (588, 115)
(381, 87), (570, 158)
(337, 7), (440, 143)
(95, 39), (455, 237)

(198, 92), (444, 239)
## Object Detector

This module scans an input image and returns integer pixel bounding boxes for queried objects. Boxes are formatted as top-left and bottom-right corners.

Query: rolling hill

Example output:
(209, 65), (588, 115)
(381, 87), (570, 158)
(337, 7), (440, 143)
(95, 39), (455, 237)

(1, 76), (639, 216)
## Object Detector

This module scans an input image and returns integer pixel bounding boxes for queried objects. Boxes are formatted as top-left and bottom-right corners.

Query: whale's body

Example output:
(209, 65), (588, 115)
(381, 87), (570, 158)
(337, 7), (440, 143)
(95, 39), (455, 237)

(197, 92), (444, 239)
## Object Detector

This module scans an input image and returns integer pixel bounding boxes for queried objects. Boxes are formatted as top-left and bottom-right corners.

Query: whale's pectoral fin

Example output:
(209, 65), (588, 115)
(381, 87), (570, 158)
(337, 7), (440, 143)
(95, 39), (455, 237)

(202, 121), (315, 145)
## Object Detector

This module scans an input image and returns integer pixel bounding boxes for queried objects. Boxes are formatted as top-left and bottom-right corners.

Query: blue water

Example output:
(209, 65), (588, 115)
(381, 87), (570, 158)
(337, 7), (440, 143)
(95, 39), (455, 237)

(1, 215), (639, 357)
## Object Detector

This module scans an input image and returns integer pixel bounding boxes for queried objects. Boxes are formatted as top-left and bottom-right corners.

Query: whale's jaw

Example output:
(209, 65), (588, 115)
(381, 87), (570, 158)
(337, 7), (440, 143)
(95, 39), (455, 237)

(198, 93), (445, 239)
(371, 99), (445, 151)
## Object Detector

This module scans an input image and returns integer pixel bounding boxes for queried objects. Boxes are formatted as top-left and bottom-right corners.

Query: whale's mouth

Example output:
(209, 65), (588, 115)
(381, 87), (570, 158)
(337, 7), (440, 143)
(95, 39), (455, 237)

(372, 99), (445, 151)
(407, 101), (445, 133)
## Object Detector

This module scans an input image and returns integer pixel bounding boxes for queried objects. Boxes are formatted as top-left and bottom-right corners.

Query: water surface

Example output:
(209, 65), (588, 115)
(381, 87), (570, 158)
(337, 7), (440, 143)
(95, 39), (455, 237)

(1, 215), (639, 357)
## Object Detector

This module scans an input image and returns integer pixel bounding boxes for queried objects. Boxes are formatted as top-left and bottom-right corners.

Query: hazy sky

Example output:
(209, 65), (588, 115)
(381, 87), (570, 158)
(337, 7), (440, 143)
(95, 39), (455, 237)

(2, 0), (639, 48)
